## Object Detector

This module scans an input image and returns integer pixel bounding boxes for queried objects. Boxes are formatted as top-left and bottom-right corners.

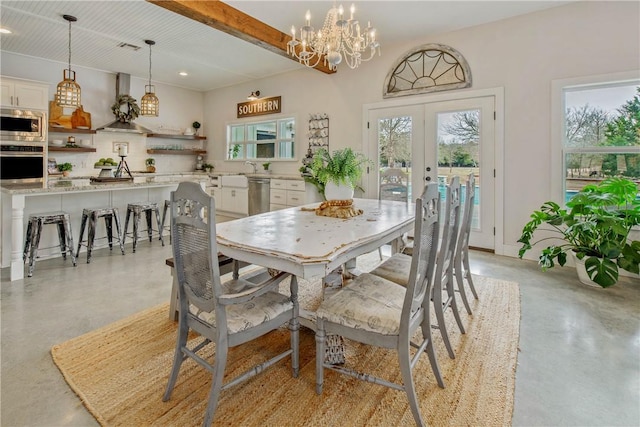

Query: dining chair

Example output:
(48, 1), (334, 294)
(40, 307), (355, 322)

(163, 182), (299, 427)
(454, 173), (479, 315)
(315, 182), (444, 427)
(369, 177), (466, 359)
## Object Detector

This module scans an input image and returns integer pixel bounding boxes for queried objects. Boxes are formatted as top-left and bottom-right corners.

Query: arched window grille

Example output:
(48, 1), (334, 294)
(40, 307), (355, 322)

(383, 44), (471, 98)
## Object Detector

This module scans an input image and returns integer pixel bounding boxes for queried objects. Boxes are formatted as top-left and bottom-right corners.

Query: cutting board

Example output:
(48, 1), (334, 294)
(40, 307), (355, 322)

(49, 102), (92, 129)
(71, 105), (92, 129)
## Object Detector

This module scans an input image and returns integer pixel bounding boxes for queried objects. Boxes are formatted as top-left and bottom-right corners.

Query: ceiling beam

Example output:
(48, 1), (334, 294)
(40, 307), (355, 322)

(147, 0), (336, 75)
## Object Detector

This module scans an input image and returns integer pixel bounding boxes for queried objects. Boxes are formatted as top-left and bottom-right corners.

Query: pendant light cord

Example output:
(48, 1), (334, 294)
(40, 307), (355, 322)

(67, 18), (72, 72)
(148, 43), (152, 86)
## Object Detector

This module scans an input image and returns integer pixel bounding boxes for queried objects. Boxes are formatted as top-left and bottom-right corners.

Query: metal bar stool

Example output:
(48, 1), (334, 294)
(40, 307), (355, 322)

(123, 201), (165, 252)
(23, 211), (76, 277)
(76, 207), (125, 263)
(160, 199), (171, 244)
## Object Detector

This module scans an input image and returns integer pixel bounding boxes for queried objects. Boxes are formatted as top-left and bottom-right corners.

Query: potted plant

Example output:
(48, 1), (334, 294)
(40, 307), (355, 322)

(57, 162), (73, 177)
(262, 162), (271, 172)
(518, 177), (640, 288)
(202, 162), (214, 173)
(300, 147), (370, 200)
(192, 121), (201, 136)
(145, 158), (156, 173)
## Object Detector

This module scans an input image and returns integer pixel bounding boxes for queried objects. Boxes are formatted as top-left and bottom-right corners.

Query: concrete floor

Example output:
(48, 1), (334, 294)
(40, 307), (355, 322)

(1, 243), (639, 426)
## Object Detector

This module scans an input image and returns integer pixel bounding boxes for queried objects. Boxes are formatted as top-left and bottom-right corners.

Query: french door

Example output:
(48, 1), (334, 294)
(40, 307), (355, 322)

(366, 96), (495, 250)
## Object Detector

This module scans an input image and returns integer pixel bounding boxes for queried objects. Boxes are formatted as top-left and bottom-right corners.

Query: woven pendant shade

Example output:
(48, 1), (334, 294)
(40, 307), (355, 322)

(140, 39), (159, 117)
(140, 86), (159, 116)
(55, 15), (81, 108)
(55, 69), (81, 108)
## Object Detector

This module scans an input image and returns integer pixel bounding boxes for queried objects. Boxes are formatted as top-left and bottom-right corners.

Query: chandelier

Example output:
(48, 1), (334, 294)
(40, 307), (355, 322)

(55, 14), (81, 108)
(140, 39), (159, 117)
(287, 3), (380, 71)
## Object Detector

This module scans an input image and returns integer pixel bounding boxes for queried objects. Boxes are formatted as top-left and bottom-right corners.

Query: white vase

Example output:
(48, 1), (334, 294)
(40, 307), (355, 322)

(324, 181), (354, 200)
(571, 253), (602, 288)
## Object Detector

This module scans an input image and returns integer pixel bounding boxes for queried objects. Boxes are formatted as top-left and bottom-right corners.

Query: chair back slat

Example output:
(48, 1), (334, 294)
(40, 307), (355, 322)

(458, 173), (475, 250)
(434, 176), (461, 280)
(404, 182), (440, 317)
(171, 182), (222, 314)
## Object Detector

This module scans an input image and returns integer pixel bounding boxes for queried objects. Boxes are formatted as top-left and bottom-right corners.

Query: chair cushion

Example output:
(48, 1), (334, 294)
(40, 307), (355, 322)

(316, 273), (406, 335)
(369, 253), (412, 286)
(189, 284), (292, 334)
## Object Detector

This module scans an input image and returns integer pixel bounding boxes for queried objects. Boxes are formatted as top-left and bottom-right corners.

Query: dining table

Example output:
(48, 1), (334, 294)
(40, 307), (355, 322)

(214, 198), (415, 326)
(167, 198), (415, 323)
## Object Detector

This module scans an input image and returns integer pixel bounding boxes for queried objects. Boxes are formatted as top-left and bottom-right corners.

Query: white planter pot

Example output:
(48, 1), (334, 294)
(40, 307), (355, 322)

(324, 181), (354, 201)
(571, 253), (602, 288)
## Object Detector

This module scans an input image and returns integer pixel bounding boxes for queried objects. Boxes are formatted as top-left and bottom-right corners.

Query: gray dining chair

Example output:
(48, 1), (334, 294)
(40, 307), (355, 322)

(315, 182), (443, 427)
(454, 173), (479, 315)
(369, 177), (466, 359)
(163, 182), (299, 427)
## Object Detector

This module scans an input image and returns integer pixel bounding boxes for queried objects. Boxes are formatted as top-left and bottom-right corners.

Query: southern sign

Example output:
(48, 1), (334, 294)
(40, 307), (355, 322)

(237, 96), (282, 118)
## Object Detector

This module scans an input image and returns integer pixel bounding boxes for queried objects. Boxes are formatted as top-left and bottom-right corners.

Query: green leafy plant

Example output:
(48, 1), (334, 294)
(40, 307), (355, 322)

(145, 158), (155, 166)
(202, 163), (214, 172)
(300, 148), (371, 196)
(262, 162), (271, 170)
(57, 162), (73, 172)
(192, 121), (201, 130)
(518, 177), (640, 287)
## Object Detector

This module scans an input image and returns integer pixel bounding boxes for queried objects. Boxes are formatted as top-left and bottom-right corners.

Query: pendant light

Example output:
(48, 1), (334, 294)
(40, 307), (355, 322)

(55, 14), (81, 108)
(140, 39), (159, 117)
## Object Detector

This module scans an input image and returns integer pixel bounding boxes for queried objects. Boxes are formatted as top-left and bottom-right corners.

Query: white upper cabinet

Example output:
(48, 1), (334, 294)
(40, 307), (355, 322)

(1, 77), (49, 110)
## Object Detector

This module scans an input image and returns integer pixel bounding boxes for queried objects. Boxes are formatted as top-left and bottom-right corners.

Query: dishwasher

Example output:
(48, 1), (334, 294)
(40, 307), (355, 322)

(248, 177), (270, 215)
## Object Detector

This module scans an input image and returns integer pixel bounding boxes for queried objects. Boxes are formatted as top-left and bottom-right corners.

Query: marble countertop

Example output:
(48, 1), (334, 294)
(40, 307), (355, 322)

(1, 172), (210, 195)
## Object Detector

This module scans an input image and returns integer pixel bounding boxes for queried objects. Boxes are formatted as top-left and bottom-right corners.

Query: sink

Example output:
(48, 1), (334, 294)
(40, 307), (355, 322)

(220, 175), (248, 188)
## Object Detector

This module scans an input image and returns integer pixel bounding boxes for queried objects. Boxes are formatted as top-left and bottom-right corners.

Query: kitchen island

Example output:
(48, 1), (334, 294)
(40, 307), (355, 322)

(1, 173), (210, 281)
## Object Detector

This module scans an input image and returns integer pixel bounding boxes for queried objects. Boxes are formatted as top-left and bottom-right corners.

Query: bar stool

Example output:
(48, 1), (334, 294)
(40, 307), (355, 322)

(76, 207), (125, 263)
(23, 211), (76, 277)
(160, 199), (171, 244)
(123, 201), (165, 252)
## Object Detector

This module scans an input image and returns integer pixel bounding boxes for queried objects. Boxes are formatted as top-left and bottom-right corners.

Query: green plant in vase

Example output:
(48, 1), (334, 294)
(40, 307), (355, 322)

(301, 148), (371, 200)
(518, 177), (640, 287)
(192, 121), (201, 135)
(57, 162), (73, 177)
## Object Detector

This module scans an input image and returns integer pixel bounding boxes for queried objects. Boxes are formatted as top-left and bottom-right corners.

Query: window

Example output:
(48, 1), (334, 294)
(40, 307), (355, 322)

(560, 79), (639, 200)
(227, 118), (295, 160)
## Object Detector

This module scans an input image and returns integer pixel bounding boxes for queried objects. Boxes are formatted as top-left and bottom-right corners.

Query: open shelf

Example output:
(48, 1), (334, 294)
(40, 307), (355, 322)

(49, 127), (96, 134)
(48, 146), (96, 152)
(147, 133), (206, 140)
(146, 149), (206, 155)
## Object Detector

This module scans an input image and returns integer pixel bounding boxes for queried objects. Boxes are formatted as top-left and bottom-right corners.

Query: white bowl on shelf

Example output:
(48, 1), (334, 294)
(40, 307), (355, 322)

(50, 140), (63, 146)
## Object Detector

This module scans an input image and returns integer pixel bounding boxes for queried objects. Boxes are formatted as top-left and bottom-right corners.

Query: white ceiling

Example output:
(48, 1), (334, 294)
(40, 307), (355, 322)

(0, 1), (572, 92)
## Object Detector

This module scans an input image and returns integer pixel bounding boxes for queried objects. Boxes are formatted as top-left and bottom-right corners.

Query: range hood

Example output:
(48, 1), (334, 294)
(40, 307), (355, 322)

(97, 73), (152, 134)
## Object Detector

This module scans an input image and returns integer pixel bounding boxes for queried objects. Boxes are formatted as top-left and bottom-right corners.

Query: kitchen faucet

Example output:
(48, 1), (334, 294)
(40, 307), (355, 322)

(245, 161), (257, 174)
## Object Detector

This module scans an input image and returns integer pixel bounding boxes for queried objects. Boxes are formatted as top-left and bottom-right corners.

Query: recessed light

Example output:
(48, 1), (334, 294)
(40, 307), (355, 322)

(0, 28), (12, 34)
(179, 71), (188, 76)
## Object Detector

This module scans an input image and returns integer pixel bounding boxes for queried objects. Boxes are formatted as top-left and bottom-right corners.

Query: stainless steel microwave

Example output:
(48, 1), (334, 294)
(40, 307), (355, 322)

(0, 108), (46, 142)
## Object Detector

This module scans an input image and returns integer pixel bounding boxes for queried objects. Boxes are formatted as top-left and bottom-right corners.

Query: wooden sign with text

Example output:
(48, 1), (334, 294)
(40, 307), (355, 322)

(237, 96), (282, 118)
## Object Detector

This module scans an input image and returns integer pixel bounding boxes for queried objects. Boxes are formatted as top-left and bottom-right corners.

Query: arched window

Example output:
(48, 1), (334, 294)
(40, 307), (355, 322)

(384, 44), (471, 98)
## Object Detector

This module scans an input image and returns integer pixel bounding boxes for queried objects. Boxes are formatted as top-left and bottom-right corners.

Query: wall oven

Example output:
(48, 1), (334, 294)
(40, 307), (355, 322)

(1, 144), (46, 186)
(1, 108), (46, 143)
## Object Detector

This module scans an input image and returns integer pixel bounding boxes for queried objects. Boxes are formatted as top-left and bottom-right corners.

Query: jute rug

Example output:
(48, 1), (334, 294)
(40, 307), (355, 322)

(51, 262), (520, 427)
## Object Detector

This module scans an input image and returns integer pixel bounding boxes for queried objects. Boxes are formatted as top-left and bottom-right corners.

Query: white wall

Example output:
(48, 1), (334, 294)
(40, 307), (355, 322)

(204, 1), (639, 254)
(1, 52), (205, 174)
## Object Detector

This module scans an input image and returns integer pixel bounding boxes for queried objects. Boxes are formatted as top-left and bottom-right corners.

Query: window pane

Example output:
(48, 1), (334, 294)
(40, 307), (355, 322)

(248, 122), (276, 141)
(228, 143), (243, 159)
(279, 141), (295, 159)
(563, 83), (639, 195)
(256, 143), (275, 159)
(230, 125), (244, 143)
(566, 152), (640, 191)
(279, 119), (295, 139)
